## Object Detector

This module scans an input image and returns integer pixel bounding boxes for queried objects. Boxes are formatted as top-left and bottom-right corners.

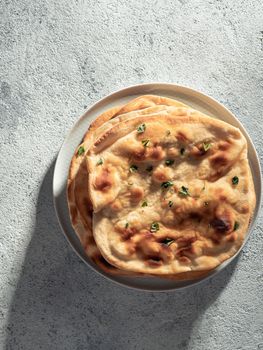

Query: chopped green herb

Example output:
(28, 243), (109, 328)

(125, 222), (129, 229)
(129, 165), (138, 173)
(162, 238), (174, 246)
(179, 186), (190, 196)
(150, 222), (159, 232)
(168, 200), (173, 207)
(137, 123), (146, 133)
(77, 146), (85, 156)
(204, 201), (209, 206)
(141, 200), (148, 207)
(180, 148), (185, 155)
(203, 142), (211, 152)
(166, 130), (171, 136)
(165, 159), (175, 166)
(96, 158), (103, 165)
(142, 139), (150, 147)
(232, 176), (239, 185)
(234, 221), (239, 231)
(146, 165), (153, 172)
(161, 181), (174, 189)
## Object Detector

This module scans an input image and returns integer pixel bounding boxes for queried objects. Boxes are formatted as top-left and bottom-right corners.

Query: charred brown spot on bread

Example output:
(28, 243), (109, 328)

(117, 226), (138, 240)
(93, 129), (113, 147)
(167, 147), (179, 157)
(211, 234), (222, 244)
(130, 186), (144, 202)
(125, 240), (136, 254)
(176, 234), (197, 246)
(210, 207), (233, 234)
(190, 145), (205, 157)
(110, 200), (122, 212)
(146, 257), (163, 267)
(159, 247), (174, 262)
(177, 131), (189, 142)
(189, 244), (202, 256)
(152, 168), (171, 183)
(241, 204), (249, 214)
(211, 218), (230, 233)
(94, 168), (112, 191)
(208, 152), (231, 181)
(214, 188), (227, 200)
(178, 256), (191, 264)
(136, 234), (163, 260)
(176, 246), (191, 256)
(190, 141), (212, 157)
(189, 212), (202, 221)
(132, 147), (147, 161)
(210, 152), (229, 168)
(148, 146), (165, 161)
(218, 140), (231, 151)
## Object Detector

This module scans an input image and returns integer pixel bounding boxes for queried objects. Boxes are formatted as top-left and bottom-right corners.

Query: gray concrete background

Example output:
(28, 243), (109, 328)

(0, 0), (262, 349)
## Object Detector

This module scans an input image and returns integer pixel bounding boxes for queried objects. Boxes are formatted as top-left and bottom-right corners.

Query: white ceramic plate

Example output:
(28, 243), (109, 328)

(53, 83), (261, 291)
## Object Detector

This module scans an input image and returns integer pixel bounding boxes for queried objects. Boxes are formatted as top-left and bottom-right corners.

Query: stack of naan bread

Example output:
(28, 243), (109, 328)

(67, 95), (255, 280)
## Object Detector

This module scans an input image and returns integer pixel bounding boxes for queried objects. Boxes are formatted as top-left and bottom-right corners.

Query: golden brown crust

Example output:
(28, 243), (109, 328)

(88, 110), (255, 275)
(68, 94), (255, 279)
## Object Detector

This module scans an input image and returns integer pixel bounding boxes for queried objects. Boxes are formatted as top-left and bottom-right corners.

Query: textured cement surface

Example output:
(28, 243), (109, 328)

(0, 0), (263, 349)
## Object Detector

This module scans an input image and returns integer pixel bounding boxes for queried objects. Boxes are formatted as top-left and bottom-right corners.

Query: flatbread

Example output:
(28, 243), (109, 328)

(88, 110), (256, 276)
(67, 95), (189, 275)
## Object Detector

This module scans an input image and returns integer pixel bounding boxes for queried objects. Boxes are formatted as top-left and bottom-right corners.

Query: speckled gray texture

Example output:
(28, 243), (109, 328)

(0, 0), (263, 349)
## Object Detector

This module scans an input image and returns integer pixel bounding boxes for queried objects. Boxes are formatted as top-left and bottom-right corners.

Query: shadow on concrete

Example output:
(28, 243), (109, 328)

(4, 161), (239, 350)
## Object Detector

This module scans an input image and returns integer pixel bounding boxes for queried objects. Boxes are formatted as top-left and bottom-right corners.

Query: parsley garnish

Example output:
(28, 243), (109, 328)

(142, 139), (150, 147)
(180, 148), (185, 155)
(166, 130), (171, 136)
(162, 238), (174, 246)
(77, 146), (85, 156)
(150, 222), (159, 232)
(125, 222), (129, 229)
(179, 186), (190, 196)
(234, 221), (239, 231)
(129, 165), (138, 173)
(232, 176), (239, 185)
(96, 158), (103, 165)
(161, 181), (174, 189)
(203, 142), (211, 152)
(141, 200), (148, 207)
(146, 165), (153, 172)
(165, 159), (174, 166)
(137, 123), (146, 133)
(168, 200), (173, 207)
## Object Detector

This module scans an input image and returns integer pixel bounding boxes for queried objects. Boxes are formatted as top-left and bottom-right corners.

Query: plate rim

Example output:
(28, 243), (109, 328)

(53, 82), (262, 292)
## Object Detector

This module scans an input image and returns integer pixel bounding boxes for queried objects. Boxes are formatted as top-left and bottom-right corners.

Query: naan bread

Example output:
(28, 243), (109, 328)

(87, 110), (255, 276)
(67, 95), (189, 275)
